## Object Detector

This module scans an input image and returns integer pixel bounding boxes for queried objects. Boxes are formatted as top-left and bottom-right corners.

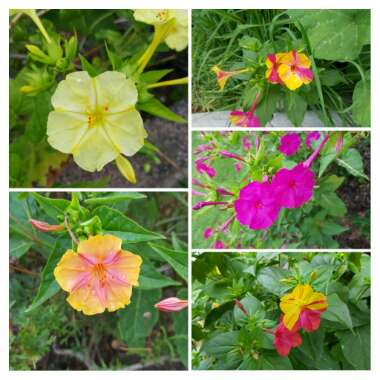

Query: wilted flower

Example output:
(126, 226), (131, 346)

(47, 71), (147, 176)
(30, 219), (64, 232)
(277, 50), (314, 91)
(274, 320), (302, 356)
(154, 297), (188, 312)
(234, 181), (281, 230)
(133, 10), (188, 51)
(54, 235), (142, 315)
(195, 158), (216, 178)
(305, 131), (321, 149)
(279, 133), (301, 156)
(229, 110), (261, 128)
(212, 66), (249, 91)
(271, 164), (315, 208)
(280, 284), (328, 330)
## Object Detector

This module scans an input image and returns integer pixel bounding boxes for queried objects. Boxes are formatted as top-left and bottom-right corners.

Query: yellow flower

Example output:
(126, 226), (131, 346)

(54, 235), (142, 315)
(133, 9), (188, 51)
(276, 50), (314, 91)
(280, 284), (327, 330)
(47, 71), (147, 173)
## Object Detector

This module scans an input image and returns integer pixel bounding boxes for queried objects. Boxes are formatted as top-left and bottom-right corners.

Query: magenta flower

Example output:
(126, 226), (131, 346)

(203, 227), (213, 239)
(279, 133), (301, 156)
(195, 158), (216, 178)
(234, 181), (281, 230)
(305, 131), (321, 149)
(229, 110), (261, 128)
(214, 240), (225, 249)
(271, 164), (315, 208)
(219, 150), (245, 161)
(299, 308), (325, 332)
(242, 136), (252, 151)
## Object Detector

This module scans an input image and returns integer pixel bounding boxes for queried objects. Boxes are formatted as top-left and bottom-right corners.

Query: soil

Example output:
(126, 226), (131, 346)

(52, 100), (188, 188)
(336, 138), (370, 248)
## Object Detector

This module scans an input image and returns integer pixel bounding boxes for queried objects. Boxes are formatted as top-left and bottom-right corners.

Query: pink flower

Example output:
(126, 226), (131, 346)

(234, 181), (281, 230)
(305, 131), (321, 149)
(271, 164), (315, 208)
(203, 227), (213, 239)
(229, 110), (261, 128)
(216, 187), (234, 196)
(235, 162), (242, 172)
(265, 53), (283, 85)
(242, 136), (252, 151)
(279, 133), (301, 156)
(274, 321), (302, 357)
(299, 308), (325, 332)
(195, 158), (216, 178)
(220, 150), (245, 161)
(214, 240), (225, 249)
(154, 297), (188, 313)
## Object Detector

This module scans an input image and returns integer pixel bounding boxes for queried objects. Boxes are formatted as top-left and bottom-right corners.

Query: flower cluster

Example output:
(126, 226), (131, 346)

(193, 132), (330, 247)
(212, 49), (314, 128)
(273, 284), (328, 356)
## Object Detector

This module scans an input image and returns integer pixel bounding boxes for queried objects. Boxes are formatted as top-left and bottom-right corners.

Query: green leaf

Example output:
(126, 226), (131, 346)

(288, 10), (370, 60)
(139, 259), (180, 289)
(317, 192), (347, 217)
(318, 175), (344, 192)
(352, 76), (370, 127)
(10, 235), (33, 259)
(79, 54), (100, 77)
(31, 192), (70, 220)
(321, 220), (348, 236)
(149, 243), (188, 281)
(257, 267), (293, 296)
(322, 293), (353, 329)
(83, 192), (146, 206)
(337, 324), (370, 369)
(336, 148), (368, 180)
(255, 85), (282, 125)
(95, 205), (165, 243)
(139, 69), (173, 84)
(285, 91), (307, 127)
(202, 331), (239, 357)
(320, 69), (347, 87)
(117, 288), (160, 346)
(137, 97), (187, 123)
(233, 294), (264, 326)
(296, 327), (325, 363)
(26, 238), (69, 312)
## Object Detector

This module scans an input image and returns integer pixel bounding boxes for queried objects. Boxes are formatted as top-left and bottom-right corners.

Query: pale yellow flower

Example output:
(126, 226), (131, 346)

(133, 9), (188, 52)
(47, 71), (147, 172)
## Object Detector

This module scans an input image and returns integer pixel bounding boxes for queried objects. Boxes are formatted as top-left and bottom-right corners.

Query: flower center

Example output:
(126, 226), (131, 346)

(93, 263), (107, 284)
(290, 64), (297, 72)
(87, 106), (109, 128)
(253, 200), (263, 209)
(288, 179), (297, 189)
(156, 10), (170, 22)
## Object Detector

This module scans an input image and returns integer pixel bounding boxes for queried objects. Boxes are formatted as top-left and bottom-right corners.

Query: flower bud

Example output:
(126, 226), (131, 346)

(29, 219), (64, 232)
(154, 297), (188, 312)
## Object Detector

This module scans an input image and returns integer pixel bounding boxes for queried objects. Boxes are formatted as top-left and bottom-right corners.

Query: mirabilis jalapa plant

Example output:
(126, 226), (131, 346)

(192, 131), (368, 249)
(10, 9), (188, 184)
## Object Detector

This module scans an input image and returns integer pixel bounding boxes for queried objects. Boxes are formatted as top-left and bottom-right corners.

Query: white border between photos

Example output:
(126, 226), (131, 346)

(2, 1), (379, 380)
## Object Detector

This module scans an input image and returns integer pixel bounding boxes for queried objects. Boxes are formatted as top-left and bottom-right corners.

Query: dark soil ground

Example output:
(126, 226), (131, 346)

(52, 100), (188, 188)
(336, 138), (370, 248)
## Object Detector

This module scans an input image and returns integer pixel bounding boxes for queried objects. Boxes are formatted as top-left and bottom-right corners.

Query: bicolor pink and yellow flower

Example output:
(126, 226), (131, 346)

(229, 110), (261, 128)
(212, 66), (249, 91)
(54, 235), (142, 315)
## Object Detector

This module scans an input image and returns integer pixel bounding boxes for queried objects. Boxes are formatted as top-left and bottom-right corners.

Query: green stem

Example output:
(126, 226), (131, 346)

(147, 77), (188, 89)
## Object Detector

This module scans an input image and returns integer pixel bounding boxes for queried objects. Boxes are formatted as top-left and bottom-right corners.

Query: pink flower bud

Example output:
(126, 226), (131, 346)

(203, 227), (213, 239)
(192, 178), (208, 188)
(242, 136), (252, 151)
(154, 297), (188, 312)
(335, 133), (344, 153)
(29, 219), (64, 232)
(235, 162), (242, 172)
(192, 190), (206, 197)
(219, 150), (245, 162)
(194, 143), (215, 154)
(214, 240), (225, 249)
(219, 215), (235, 233)
(303, 135), (330, 168)
(216, 187), (234, 196)
(192, 201), (227, 210)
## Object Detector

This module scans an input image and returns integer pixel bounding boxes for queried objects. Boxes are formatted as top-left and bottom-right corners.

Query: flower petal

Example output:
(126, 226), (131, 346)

(108, 250), (143, 286)
(72, 126), (119, 171)
(51, 71), (95, 113)
(165, 24), (188, 51)
(67, 284), (105, 315)
(103, 109), (147, 157)
(54, 250), (89, 292)
(105, 283), (133, 312)
(95, 72), (138, 113)
(47, 111), (88, 154)
(77, 235), (122, 263)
